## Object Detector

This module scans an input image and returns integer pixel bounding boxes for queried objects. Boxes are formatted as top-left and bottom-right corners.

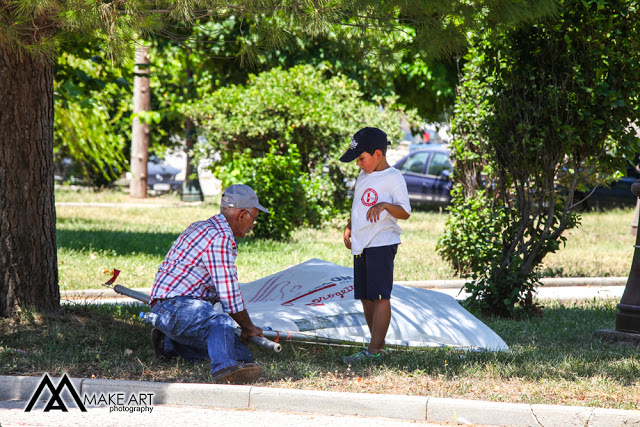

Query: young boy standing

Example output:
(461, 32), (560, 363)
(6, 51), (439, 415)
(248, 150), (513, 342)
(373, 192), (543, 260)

(339, 127), (411, 363)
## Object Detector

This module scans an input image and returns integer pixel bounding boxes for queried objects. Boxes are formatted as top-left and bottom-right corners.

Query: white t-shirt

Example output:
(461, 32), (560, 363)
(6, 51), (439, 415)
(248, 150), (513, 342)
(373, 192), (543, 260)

(350, 167), (411, 255)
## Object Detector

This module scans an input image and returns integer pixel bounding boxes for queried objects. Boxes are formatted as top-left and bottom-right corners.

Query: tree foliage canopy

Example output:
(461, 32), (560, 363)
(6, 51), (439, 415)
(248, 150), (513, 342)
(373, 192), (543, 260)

(438, 0), (640, 317)
(51, 13), (459, 187)
(35, 0), (557, 186)
(1, 0), (558, 64)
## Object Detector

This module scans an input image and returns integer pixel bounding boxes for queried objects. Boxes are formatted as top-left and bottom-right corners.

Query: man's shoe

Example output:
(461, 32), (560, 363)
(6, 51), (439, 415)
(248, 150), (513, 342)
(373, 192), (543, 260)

(211, 363), (262, 385)
(151, 328), (173, 361)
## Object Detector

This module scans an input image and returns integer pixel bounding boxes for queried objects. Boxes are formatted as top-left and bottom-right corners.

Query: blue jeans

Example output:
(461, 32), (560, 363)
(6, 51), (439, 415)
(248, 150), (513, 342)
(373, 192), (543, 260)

(150, 296), (254, 375)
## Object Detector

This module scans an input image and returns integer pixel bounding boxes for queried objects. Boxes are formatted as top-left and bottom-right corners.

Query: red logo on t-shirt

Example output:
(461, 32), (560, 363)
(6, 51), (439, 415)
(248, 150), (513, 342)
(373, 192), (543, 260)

(361, 188), (378, 207)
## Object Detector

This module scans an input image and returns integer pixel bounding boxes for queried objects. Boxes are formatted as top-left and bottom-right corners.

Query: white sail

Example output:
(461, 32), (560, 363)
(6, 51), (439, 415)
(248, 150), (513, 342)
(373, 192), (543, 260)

(241, 259), (508, 351)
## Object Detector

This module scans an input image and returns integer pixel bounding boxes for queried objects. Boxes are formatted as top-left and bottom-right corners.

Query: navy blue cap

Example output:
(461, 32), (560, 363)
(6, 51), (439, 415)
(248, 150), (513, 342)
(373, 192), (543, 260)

(339, 127), (390, 162)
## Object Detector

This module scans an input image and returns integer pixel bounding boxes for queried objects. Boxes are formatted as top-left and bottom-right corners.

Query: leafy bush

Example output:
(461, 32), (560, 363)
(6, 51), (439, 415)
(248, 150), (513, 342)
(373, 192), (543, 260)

(214, 141), (331, 240)
(183, 64), (419, 238)
(439, 0), (640, 317)
(437, 188), (503, 276)
(55, 101), (129, 187)
(54, 50), (131, 187)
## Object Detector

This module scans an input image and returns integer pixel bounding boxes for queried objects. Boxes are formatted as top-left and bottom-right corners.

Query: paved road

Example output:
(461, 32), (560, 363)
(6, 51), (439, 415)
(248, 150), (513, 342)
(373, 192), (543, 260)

(0, 400), (450, 427)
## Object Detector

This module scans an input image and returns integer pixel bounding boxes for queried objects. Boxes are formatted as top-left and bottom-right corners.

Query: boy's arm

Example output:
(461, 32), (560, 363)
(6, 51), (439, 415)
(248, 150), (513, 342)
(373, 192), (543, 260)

(343, 218), (352, 249)
(366, 202), (410, 223)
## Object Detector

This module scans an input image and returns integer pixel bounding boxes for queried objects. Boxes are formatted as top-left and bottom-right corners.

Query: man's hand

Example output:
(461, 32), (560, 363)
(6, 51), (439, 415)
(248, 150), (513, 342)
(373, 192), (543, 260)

(230, 309), (262, 344)
(240, 325), (263, 344)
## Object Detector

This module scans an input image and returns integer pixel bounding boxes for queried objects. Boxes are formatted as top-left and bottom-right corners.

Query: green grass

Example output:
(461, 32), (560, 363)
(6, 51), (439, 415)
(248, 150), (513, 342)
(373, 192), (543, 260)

(56, 188), (636, 291)
(6, 187), (634, 409)
(55, 190), (459, 289)
(1, 300), (638, 409)
(541, 209), (636, 278)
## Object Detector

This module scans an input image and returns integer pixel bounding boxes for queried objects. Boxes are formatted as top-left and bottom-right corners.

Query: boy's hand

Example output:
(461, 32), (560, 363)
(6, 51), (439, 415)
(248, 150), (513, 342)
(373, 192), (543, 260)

(367, 202), (388, 223)
(344, 223), (352, 249)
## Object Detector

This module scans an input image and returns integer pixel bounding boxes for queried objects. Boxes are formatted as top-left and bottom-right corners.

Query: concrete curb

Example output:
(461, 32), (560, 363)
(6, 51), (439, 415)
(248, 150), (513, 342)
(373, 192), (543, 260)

(55, 202), (204, 208)
(61, 276), (628, 300)
(395, 276), (628, 289)
(2, 375), (639, 426)
(61, 288), (152, 300)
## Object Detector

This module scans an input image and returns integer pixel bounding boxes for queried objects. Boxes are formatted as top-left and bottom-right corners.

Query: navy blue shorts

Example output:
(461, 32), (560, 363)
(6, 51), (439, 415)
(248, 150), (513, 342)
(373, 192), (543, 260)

(353, 244), (398, 300)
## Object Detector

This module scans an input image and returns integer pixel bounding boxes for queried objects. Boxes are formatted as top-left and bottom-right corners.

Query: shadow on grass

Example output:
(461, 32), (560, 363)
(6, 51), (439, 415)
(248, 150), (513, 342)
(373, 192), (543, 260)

(57, 229), (179, 257)
(57, 224), (264, 257)
(0, 303), (155, 380)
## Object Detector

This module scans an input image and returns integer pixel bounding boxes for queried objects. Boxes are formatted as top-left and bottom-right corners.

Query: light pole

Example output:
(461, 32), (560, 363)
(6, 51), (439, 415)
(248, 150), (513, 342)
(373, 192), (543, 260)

(596, 180), (640, 343)
(180, 49), (204, 203)
(615, 181), (640, 333)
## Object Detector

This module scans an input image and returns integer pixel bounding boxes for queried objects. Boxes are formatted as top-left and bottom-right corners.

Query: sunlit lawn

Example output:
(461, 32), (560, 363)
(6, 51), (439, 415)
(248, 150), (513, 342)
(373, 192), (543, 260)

(56, 188), (636, 291)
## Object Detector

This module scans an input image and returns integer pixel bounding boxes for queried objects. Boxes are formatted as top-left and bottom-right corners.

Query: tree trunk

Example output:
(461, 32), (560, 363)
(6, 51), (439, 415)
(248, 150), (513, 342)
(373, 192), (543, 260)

(0, 50), (59, 317)
(130, 43), (150, 198)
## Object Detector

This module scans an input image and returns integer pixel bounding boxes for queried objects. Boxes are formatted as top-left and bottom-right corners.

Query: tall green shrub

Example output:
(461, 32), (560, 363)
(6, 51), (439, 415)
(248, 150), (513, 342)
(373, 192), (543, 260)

(439, 0), (640, 317)
(214, 141), (330, 240)
(183, 64), (419, 238)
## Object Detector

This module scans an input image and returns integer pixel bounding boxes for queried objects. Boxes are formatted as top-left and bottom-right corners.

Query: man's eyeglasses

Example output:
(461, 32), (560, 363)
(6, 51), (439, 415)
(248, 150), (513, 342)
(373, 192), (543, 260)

(243, 209), (257, 225)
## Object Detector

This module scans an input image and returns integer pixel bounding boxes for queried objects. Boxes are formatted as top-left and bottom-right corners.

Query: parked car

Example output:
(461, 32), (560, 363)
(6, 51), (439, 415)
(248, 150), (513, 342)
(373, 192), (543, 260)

(393, 145), (452, 208)
(575, 164), (639, 210)
(394, 146), (640, 210)
(147, 155), (183, 192)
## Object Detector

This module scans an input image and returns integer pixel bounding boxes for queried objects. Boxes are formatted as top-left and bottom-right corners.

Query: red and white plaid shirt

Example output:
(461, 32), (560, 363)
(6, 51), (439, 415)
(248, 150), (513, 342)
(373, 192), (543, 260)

(150, 213), (245, 313)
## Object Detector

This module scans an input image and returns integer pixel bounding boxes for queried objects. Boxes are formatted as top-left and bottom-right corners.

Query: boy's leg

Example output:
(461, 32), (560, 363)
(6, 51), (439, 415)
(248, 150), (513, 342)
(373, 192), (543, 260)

(363, 299), (391, 354)
(361, 245), (397, 355)
(361, 299), (374, 335)
(354, 253), (372, 334)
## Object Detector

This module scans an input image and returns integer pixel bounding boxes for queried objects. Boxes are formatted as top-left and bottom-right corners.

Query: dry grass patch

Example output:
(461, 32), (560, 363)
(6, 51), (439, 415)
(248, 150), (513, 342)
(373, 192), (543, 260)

(270, 368), (640, 409)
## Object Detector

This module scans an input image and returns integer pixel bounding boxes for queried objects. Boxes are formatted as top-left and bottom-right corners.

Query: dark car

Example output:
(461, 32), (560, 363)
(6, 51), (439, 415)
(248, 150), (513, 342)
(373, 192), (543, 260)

(147, 156), (183, 192)
(394, 145), (453, 208)
(576, 163), (639, 210)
